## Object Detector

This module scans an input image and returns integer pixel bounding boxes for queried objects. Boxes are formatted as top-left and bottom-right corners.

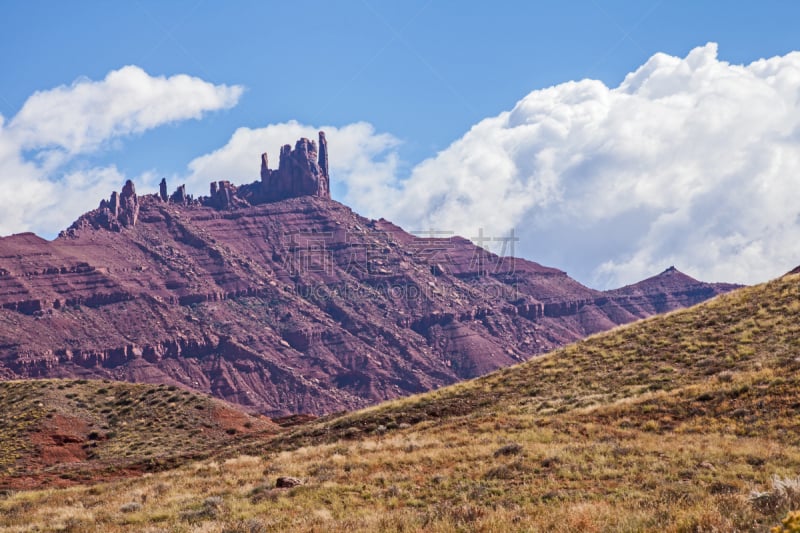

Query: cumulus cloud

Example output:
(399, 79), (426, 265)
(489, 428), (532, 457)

(346, 43), (800, 287)
(0, 66), (242, 236)
(9, 66), (242, 156)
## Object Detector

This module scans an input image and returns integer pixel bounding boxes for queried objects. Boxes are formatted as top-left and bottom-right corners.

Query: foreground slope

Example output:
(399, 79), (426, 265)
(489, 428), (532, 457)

(0, 380), (277, 490)
(0, 137), (738, 416)
(2, 271), (798, 531)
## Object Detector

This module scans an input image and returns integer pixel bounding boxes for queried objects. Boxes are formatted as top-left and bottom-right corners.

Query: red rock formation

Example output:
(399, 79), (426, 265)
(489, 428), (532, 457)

(170, 184), (188, 204)
(318, 131), (330, 196)
(260, 153), (269, 183)
(208, 180), (247, 210)
(109, 192), (119, 217)
(118, 180), (139, 227)
(0, 135), (741, 416)
(260, 132), (330, 201)
(80, 181), (139, 232)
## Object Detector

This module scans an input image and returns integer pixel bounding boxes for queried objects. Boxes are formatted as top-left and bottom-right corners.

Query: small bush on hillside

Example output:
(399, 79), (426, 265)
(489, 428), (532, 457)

(179, 495), (226, 522)
(222, 519), (269, 533)
(422, 503), (485, 527)
(772, 511), (800, 533)
(493, 442), (523, 457)
(751, 475), (800, 514)
(119, 501), (142, 513)
(717, 370), (735, 382)
(248, 484), (281, 504)
(484, 459), (529, 480)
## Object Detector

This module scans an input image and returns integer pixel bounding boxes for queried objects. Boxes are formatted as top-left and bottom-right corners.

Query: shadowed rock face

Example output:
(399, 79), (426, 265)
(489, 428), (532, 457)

(0, 136), (741, 416)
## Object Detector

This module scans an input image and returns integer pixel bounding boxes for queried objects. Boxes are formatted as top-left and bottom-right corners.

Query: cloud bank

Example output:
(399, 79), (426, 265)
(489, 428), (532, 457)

(336, 43), (800, 287)
(0, 66), (242, 236)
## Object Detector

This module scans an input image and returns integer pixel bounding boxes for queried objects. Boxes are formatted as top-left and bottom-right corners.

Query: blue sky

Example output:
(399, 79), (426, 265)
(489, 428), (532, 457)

(2, 1), (800, 287)
(4, 0), (798, 178)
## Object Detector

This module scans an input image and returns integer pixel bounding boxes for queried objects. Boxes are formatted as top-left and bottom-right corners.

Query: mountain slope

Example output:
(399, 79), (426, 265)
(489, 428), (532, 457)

(2, 269), (798, 531)
(284, 268), (800, 446)
(0, 135), (739, 416)
(605, 265), (741, 315)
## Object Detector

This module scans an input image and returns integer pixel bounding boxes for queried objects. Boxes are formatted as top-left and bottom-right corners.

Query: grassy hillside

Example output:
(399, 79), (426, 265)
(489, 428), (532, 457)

(0, 379), (277, 490)
(3, 273), (800, 531)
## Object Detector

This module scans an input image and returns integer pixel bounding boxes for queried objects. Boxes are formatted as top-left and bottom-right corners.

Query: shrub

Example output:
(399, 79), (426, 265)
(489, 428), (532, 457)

(717, 370), (735, 382)
(119, 502), (142, 513)
(484, 460), (529, 480)
(493, 442), (523, 457)
(223, 519), (268, 533)
(180, 496), (224, 523)
(772, 511), (800, 533)
(249, 484), (280, 504)
(751, 475), (800, 514)
(343, 427), (361, 438)
(204, 496), (224, 509)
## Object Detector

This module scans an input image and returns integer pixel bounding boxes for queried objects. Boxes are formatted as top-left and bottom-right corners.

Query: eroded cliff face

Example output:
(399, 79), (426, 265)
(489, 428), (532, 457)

(0, 134), (740, 416)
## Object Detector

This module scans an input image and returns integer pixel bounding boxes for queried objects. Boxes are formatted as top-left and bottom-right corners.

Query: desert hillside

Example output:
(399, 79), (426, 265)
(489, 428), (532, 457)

(2, 271), (799, 531)
(0, 379), (277, 491)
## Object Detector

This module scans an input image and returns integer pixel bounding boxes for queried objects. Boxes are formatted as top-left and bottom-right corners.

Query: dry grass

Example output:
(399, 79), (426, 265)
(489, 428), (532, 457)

(3, 273), (800, 531)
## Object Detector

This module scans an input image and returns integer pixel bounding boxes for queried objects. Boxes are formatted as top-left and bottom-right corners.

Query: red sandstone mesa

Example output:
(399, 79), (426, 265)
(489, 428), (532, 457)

(0, 133), (740, 416)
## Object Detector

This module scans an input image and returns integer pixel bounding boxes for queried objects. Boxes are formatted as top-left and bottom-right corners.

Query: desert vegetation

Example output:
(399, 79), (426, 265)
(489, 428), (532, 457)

(0, 379), (276, 489)
(2, 273), (800, 531)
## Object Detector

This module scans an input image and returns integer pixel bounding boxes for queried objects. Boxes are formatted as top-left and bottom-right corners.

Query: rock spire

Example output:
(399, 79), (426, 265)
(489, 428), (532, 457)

(260, 131), (331, 201)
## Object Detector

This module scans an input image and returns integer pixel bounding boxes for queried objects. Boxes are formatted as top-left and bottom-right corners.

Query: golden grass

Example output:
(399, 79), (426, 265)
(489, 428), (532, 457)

(3, 274), (800, 531)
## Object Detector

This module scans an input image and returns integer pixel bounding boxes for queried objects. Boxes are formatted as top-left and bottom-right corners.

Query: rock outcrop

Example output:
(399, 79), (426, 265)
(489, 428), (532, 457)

(118, 180), (139, 227)
(86, 180), (140, 231)
(170, 184), (189, 205)
(208, 180), (246, 209)
(260, 132), (330, 201)
(74, 133), (332, 233)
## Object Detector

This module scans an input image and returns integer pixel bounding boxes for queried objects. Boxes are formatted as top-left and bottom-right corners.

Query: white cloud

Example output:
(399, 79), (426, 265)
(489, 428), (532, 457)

(9, 66), (242, 156)
(341, 43), (800, 287)
(0, 66), (242, 236)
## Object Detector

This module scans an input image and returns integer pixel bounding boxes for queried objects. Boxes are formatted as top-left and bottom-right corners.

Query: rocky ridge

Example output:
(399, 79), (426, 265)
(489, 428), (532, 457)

(0, 133), (740, 415)
(70, 132), (330, 235)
